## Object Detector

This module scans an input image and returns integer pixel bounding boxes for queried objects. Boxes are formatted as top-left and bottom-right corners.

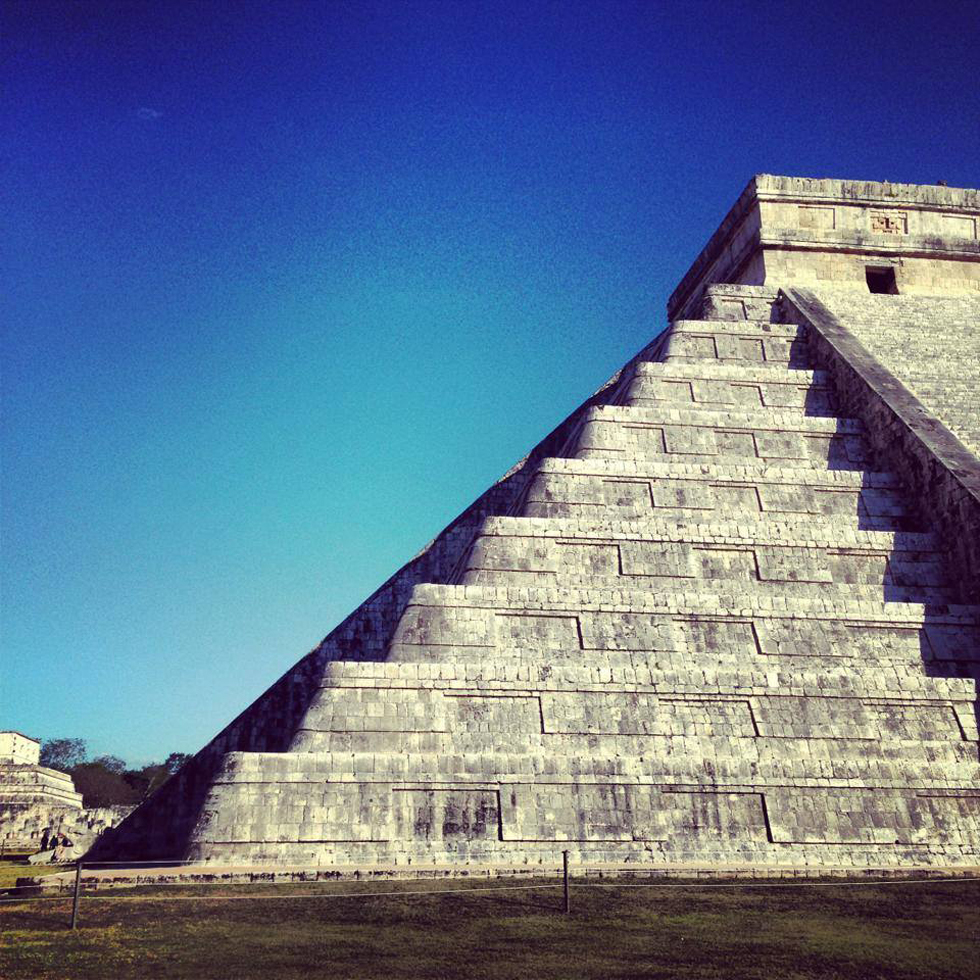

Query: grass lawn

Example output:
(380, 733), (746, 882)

(1, 871), (978, 980)
(0, 856), (67, 890)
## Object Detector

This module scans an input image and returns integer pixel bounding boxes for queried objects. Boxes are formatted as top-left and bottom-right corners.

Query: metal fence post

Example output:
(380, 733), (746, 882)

(70, 862), (83, 930)
(562, 850), (570, 913)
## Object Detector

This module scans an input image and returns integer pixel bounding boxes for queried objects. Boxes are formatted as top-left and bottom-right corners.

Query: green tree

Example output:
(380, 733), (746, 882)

(93, 754), (127, 774)
(37, 741), (191, 805)
(125, 763), (172, 800)
(164, 752), (192, 774)
(39, 738), (87, 772)
(71, 762), (140, 808)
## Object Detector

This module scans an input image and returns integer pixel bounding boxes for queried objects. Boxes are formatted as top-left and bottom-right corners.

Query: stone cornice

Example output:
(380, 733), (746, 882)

(668, 175), (980, 321)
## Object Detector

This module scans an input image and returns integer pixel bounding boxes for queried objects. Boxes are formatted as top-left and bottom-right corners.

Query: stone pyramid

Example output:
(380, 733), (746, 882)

(95, 176), (980, 871)
(0, 733), (83, 848)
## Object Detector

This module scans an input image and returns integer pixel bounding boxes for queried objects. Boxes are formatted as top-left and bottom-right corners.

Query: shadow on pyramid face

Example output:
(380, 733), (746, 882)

(801, 384), (836, 418)
(918, 628), (980, 765)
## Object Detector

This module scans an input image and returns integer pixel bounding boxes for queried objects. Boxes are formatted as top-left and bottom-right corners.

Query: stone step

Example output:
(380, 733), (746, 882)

(581, 403), (863, 435)
(0, 766), (84, 808)
(523, 471), (914, 531)
(460, 569), (952, 604)
(388, 643), (980, 677)
(388, 583), (980, 666)
(523, 457), (915, 526)
(669, 319), (805, 338)
(315, 658), (980, 703)
(531, 455), (903, 489)
(661, 319), (811, 368)
(207, 756), (980, 850)
(283, 737), (980, 788)
(624, 361), (835, 416)
(521, 500), (914, 532)
(188, 839), (980, 871)
(576, 434), (868, 470)
(576, 450), (870, 472)
(636, 361), (829, 384)
(218, 753), (980, 809)
(402, 582), (980, 627)
(700, 284), (781, 322)
(460, 520), (949, 598)
(294, 687), (977, 747)
(573, 405), (869, 469)
(479, 515), (941, 553)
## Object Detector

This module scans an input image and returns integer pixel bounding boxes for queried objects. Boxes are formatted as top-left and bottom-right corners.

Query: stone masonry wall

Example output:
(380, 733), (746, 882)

(0, 733), (40, 765)
(778, 288), (980, 604)
(669, 175), (980, 320)
(795, 291), (980, 458)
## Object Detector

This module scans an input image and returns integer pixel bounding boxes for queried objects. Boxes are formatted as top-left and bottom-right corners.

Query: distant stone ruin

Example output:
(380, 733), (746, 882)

(91, 176), (980, 871)
(0, 732), (130, 859)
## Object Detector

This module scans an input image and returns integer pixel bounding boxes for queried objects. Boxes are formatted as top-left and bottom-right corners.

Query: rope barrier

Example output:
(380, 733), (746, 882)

(2, 873), (976, 906)
(571, 875), (980, 889)
(0, 882), (564, 904)
(0, 895), (73, 905)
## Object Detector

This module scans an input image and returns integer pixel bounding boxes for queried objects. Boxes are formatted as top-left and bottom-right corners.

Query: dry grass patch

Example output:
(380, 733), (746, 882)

(1, 874), (977, 980)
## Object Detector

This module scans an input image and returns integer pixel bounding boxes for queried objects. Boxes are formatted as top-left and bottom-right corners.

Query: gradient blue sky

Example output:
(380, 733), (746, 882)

(4, 0), (979, 764)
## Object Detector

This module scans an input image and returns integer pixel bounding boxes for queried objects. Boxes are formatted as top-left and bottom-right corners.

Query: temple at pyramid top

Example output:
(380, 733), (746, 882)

(91, 176), (980, 873)
(670, 174), (980, 319)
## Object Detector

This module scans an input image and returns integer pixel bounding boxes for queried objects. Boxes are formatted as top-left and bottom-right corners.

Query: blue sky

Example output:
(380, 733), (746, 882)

(4, 0), (979, 764)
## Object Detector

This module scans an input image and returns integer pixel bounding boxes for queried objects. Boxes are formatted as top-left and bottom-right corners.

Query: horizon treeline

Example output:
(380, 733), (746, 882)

(39, 738), (191, 808)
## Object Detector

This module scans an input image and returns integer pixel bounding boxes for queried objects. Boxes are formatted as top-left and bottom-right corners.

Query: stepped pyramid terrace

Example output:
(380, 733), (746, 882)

(91, 176), (980, 872)
(0, 732), (130, 856)
(0, 733), (84, 847)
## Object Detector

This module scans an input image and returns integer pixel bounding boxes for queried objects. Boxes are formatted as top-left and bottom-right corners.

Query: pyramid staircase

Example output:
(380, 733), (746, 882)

(149, 289), (980, 869)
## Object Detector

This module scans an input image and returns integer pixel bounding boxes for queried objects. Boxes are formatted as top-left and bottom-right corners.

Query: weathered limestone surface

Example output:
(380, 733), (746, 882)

(93, 178), (980, 870)
(669, 175), (980, 321)
(0, 732), (43, 766)
(0, 732), (90, 850)
(779, 289), (980, 605)
(791, 292), (980, 459)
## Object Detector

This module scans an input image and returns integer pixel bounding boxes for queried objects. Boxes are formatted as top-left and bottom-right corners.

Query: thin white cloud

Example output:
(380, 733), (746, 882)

(136, 107), (163, 120)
